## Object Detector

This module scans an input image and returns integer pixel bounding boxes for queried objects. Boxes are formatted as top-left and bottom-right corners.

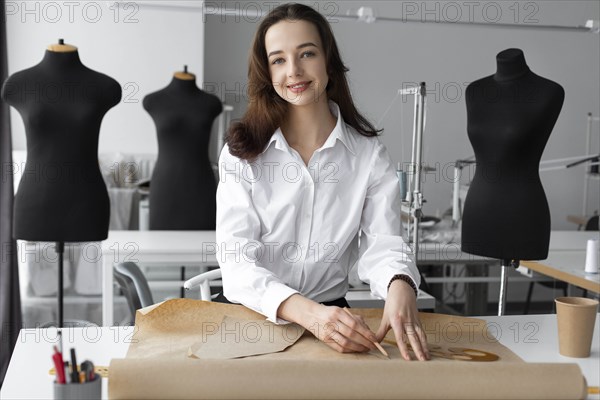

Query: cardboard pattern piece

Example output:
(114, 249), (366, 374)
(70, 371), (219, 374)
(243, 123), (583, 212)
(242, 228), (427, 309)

(188, 316), (305, 359)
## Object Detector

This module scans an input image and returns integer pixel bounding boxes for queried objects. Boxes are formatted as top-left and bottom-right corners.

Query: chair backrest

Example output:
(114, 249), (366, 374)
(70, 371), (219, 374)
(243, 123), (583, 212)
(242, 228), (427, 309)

(114, 262), (154, 308)
(183, 268), (223, 301)
(584, 215), (599, 231)
(113, 267), (142, 319)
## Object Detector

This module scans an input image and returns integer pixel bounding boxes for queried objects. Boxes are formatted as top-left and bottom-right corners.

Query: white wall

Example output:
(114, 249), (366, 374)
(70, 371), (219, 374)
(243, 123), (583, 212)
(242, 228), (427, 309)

(204, 0), (600, 229)
(6, 1), (599, 226)
(5, 1), (205, 154)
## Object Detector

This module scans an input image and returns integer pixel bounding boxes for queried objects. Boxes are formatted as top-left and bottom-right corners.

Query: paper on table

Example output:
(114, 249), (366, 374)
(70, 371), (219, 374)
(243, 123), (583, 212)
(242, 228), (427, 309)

(110, 359), (587, 400)
(109, 299), (587, 399)
(188, 316), (305, 359)
(124, 299), (521, 362)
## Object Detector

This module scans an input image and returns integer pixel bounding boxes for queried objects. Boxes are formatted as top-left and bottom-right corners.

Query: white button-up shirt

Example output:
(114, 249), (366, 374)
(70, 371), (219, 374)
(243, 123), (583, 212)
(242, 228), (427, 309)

(216, 100), (420, 323)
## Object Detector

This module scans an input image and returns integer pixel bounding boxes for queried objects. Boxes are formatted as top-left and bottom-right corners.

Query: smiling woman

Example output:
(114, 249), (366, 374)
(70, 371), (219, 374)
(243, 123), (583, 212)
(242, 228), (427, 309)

(226, 2), (379, 161)
(217, 3), (430, 361)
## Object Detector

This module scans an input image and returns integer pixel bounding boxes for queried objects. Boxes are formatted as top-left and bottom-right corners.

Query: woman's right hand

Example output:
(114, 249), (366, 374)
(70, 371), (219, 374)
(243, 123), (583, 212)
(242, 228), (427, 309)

(278, 294), (378, 353)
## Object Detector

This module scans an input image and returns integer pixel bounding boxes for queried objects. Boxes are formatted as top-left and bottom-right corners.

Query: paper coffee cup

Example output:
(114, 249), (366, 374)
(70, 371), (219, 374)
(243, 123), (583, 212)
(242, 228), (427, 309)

(584, 239), (599, 274)
(555, 297), (599, 358)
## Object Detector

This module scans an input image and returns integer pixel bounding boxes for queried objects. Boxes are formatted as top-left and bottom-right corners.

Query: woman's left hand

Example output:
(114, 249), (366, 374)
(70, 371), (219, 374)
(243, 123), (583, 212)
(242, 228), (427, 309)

(375, 280), (430, 361)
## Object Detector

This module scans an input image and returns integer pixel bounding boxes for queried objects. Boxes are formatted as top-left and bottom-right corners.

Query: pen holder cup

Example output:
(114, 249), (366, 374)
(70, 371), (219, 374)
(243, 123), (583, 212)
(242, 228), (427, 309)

(54, 375), (101, 400)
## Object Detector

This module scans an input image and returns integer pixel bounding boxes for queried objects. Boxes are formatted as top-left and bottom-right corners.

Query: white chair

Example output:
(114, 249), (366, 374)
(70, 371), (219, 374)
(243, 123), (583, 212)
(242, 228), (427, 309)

(183, 269), (222, 301)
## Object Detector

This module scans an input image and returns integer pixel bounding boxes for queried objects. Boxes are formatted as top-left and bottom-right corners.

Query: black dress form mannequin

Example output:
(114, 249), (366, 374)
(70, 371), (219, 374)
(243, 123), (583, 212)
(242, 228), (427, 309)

(461, 48), (564, 260)
(1, 40), (121, 327)
(143, 67), (222, 230)
(1, 42), (121, 241)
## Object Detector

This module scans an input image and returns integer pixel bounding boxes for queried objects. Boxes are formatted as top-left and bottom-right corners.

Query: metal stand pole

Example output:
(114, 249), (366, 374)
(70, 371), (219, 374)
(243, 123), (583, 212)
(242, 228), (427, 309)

(583, 112), (594, 216)
(56, 241), (65, 328)
(412, 83), (426, 257)
(498, 259), (519, 316)
(180, 266), (186, 298)
(399, 82), (427, 259)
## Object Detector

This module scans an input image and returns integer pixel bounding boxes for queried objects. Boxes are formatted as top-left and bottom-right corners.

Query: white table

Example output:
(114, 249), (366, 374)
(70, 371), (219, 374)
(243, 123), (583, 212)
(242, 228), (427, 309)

(346, 285), (436, 309)
(521, 231), (600, 294)
(418, 230), (599, 314)
(2, 314), (598, 399)
(479, 314), (599, 389)
(1, 325), (132, 400)
(100, 230), (599, 325)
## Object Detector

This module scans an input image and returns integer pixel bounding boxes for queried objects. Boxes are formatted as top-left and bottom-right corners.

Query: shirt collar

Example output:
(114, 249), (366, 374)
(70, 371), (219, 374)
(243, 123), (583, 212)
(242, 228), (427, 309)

(261, 100), (356, 156)
(322, 100), (356, 156)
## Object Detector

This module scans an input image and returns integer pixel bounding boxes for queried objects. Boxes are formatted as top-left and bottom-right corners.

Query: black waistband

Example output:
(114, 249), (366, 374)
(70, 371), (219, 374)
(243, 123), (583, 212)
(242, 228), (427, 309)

(320, 297), (350, 308)
(214, 292), (349, 309)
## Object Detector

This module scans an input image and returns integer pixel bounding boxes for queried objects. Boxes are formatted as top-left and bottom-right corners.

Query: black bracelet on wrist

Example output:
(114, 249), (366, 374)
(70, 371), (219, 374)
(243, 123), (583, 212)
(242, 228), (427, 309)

(387, 274), (418, 297)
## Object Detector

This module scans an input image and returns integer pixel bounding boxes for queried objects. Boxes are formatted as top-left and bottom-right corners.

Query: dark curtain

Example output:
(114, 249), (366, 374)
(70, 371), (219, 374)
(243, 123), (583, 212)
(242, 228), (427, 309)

(0, 0), (22, 388)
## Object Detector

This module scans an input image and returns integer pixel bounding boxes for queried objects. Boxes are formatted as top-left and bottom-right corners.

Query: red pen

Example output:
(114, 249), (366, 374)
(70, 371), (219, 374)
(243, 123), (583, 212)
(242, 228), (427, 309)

(52, 347), (65, 384)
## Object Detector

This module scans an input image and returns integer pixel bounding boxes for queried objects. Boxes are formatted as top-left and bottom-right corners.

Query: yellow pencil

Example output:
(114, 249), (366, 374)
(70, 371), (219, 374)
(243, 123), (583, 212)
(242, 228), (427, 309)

(342, 308), (389, 358)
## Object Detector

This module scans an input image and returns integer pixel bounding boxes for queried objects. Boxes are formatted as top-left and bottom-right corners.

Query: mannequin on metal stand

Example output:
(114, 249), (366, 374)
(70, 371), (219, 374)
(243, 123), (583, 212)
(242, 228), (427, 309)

(461, 48), (564, 315)
(1, 39), (121, 327)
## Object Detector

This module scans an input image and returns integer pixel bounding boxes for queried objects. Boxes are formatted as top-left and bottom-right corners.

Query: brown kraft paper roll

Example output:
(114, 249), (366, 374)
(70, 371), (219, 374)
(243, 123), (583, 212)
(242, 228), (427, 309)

(109, 358), (587, 399)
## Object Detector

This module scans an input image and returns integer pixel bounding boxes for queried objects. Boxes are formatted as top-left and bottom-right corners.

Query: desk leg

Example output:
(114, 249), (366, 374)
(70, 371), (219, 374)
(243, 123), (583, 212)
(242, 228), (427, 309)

(102, 257), (114, 326)
(465, 263), (489, 315)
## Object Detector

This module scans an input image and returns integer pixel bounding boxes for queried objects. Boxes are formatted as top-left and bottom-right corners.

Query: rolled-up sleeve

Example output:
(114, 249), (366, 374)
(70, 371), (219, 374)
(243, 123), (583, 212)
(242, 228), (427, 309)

(357, 140), (420, 299)
(216, 144), (298, 324)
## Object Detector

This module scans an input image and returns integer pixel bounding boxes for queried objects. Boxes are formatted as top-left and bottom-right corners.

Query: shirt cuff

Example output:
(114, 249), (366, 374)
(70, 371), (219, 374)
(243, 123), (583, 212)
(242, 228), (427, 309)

(375, 268), (420, 300)
(387, 274), (419, 297)
(261, 283), (299, 325)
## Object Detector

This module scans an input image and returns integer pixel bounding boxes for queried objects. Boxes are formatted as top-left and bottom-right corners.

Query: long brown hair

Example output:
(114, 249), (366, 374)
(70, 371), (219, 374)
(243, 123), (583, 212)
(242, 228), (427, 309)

(226, 2), (381, 161)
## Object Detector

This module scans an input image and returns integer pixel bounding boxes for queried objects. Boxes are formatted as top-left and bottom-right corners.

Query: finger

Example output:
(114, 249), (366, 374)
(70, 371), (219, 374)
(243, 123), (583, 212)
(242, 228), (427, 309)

(390, 317), (412, 361)
(357, 316), (387, 356)
(329, 330), (370, 353)
(323, 332), (345, 353)
(356, 315), (370, 331)
(341, 309), (378, 344)
(405, 322), (427, 361)
(338, 311), (377, 350)
(416, 325), (430, 360)
(335, 325), (374, 352)
(375, 319), (390, 343)
(323, 322), (369, 353)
